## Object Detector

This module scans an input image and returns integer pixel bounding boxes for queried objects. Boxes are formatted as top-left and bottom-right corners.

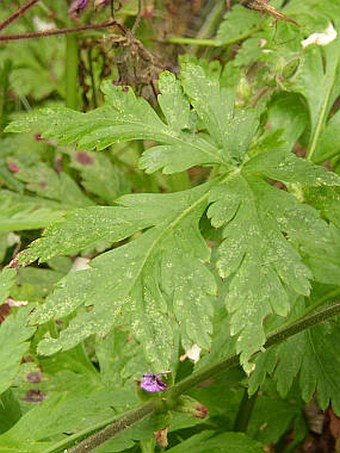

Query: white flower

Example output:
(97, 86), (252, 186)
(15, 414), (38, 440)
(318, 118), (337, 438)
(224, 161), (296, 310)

(70, 257), (90, 272)
(33, 16), (56, 32)
(180, 344), (202, 363)
(301, 23), (337, 48)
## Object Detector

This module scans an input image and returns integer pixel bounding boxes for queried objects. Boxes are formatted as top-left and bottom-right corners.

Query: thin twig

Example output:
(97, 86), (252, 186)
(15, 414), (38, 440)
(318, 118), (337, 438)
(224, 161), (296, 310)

(131, 0), (143, 34)
(0, 0), (39, 32)
(0, 20), (124, 42)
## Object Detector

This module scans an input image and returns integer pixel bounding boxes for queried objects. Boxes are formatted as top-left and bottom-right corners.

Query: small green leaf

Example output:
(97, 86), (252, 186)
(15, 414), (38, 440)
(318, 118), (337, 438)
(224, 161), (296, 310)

(216, 5), (261, 45)
(0, 307), (36, 395)
(180, 62), (259, 161)
(267, 94), (308, 150)
(157, 71), (192, 132)
(0, 268), (16, 304)
(245, 144), (340, 186)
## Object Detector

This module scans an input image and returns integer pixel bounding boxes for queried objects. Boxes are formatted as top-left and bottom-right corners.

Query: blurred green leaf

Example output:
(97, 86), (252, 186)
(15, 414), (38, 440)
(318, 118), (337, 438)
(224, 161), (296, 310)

(0, 389), (22, 434)
(167, 431), (264, 453)
(69, 150), (131, 204)
(0, 268), (16, 303)
(288, 39), (340, 161)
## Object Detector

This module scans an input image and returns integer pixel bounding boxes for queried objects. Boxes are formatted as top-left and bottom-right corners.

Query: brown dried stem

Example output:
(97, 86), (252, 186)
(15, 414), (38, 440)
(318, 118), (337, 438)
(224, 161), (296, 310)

(0, 20), (125, 42)
(0, 0), (40, 32)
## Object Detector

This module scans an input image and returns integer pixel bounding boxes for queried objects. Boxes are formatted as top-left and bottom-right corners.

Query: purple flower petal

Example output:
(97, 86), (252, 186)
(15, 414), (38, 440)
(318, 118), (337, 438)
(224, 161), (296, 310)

(23, 389), (45, 403)
(26, 371), (42, 383)
(140, 373), (169, 393)
(68, 0), (89, 21)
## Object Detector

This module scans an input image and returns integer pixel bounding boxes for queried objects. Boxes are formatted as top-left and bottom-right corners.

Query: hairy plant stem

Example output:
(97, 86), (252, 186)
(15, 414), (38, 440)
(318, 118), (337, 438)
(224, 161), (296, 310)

(69, 401), (156, 453)
(63, 301), (340, 452)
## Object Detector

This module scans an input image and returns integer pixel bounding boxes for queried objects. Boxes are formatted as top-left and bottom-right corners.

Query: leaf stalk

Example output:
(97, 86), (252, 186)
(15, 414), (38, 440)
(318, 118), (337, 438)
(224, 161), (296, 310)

(66, 301), (340, 452)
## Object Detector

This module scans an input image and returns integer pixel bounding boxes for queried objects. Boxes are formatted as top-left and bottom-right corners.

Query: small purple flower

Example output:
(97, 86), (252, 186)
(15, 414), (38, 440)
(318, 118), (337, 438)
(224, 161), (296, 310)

(68, 0), (89, 21)
(140, 373), (169, 393)
(23, 389), (45, 403)
(26, 371), (42, 383)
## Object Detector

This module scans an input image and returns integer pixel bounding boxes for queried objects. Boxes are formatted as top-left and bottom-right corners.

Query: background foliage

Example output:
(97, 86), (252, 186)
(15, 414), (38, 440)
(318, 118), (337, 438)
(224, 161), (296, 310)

(0, 0), (339, 451)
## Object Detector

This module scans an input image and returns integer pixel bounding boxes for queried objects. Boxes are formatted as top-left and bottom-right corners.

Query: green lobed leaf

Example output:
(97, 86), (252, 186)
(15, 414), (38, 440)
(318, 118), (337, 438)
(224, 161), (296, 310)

(6, 79), (226, 174)
(29, 184), (217, 371)
(157, 71), (192, 133)
(249, 300), (340, 415)
(6, 63), (261, 175)
(19, 187), (212, 263)
(216, 5), (261, 45)
(5, 61), (340, 376)
(180, 62), (259, 162)
(245, 142), (340, 186)
(207, 171), (333, 370)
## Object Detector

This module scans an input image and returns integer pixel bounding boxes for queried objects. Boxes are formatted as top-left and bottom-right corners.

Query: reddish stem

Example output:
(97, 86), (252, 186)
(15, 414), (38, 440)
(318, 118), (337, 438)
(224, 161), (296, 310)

(0, 20), (125, 42)
(0, 0), (40, 32)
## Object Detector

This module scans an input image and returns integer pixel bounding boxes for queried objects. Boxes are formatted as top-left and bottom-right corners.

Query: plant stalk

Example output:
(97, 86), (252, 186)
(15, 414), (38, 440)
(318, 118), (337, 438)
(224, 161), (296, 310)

(61, 301), (340, 452)
(69, 401), (156, 453)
